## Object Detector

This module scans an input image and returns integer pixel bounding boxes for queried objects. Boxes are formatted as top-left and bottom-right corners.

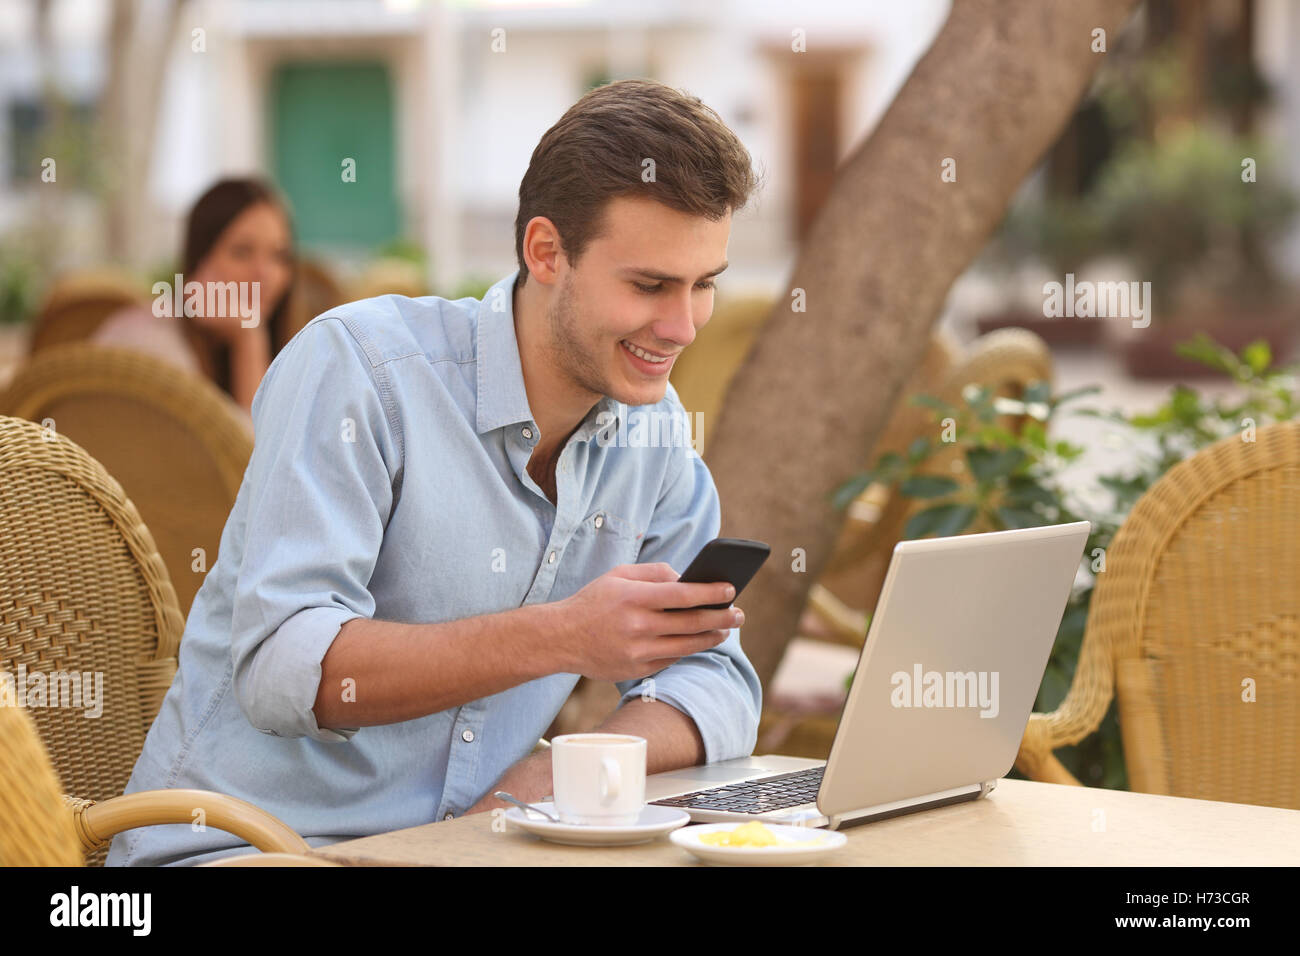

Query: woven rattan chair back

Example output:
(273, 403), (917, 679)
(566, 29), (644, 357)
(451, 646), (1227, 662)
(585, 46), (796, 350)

(279, 258), (348, 353)
(664, 294), (772, 459)
(915, 326), (1055, 525)
(0, 345), (253, 615)
(28, 271), (144, 355)
(0, 415), (184, 862)
(0, 699), (84, 865)
(1087, 421), (1300, 808)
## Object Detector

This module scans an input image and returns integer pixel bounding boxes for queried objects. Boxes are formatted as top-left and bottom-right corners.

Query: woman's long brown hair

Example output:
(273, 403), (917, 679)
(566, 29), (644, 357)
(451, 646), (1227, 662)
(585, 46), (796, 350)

(178, 178), (297, 395)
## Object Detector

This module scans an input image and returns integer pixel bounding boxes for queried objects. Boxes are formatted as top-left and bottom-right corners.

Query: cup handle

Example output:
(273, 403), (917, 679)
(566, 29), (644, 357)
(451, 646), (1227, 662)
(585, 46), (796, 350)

(599, 756), (621, 805)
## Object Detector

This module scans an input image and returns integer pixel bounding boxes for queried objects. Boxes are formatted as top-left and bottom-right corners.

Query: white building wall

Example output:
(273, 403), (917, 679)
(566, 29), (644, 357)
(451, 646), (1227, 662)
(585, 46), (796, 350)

(7, 0), (950, 294)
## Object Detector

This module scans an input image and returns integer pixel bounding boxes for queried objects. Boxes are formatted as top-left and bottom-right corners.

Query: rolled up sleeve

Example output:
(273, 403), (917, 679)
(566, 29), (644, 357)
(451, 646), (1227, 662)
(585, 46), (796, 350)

(228, 317), (401, 742)
(615, 443), (763, 763)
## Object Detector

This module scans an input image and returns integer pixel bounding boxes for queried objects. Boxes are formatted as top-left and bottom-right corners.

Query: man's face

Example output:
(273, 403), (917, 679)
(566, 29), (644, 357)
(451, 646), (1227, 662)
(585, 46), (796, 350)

(544, 195), (731, 409)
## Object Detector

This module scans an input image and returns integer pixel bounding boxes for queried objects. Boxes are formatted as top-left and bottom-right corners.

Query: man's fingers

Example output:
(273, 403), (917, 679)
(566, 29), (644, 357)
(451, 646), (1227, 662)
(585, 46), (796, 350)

(628, 580), (737, 611)
(607, 566), (739, 612)
(649, 606), (742, 634)
(643, 630), (732, 657)
(609, 562), (680, 583)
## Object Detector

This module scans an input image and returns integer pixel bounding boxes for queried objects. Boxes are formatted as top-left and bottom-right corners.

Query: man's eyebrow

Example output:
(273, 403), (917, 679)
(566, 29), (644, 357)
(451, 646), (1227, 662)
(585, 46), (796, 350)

(622, 262), (729, 283)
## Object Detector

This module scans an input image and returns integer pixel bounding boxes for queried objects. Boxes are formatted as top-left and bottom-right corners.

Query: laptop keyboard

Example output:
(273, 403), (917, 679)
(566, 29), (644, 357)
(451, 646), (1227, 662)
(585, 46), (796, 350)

(650, 766), (826, 814)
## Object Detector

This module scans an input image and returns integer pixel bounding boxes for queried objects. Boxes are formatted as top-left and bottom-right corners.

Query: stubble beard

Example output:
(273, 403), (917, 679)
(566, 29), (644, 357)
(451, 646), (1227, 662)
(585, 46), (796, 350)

(547, 270), (616, 404)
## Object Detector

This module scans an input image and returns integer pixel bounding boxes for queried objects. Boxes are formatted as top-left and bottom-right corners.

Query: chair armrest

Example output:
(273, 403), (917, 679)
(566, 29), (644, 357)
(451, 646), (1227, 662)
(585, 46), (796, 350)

(64, 789), (311, 856)
(200, 852), (342, 867)
(1014, 616), (1117, 785)
(804, 584), (870, 647)
(1014, 720), (1084, 785)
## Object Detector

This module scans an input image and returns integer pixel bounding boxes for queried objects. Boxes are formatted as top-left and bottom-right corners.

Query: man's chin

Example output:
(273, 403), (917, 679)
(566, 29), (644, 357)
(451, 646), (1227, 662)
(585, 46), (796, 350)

(609, 380), (669, 408)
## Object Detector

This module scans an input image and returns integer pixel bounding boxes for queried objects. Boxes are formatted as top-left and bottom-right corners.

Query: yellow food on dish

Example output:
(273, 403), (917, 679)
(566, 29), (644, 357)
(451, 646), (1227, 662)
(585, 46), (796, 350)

(697, 821), (825, 847)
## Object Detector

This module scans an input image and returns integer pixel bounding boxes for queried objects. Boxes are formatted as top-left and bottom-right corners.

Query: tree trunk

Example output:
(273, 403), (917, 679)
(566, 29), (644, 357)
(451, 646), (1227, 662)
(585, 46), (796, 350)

(707, 0), (1140, 692)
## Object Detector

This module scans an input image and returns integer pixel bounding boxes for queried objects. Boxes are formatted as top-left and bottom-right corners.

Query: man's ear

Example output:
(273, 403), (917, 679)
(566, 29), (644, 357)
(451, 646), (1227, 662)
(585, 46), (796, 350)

(522, 216), (566, 285)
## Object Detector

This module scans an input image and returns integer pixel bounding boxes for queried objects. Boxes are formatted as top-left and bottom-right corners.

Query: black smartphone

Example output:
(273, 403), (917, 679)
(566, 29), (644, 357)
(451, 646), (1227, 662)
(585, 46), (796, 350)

(666, 537), (771, 611)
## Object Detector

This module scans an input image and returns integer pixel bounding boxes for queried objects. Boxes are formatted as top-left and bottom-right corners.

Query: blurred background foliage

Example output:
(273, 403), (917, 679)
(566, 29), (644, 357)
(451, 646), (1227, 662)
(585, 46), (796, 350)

(987, 10), (1299, 323)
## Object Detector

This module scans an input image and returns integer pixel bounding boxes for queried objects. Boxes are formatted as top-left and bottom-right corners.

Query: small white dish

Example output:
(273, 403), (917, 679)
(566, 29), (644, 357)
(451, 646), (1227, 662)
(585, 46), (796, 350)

(504, 802), (691, 846)
(670, 822), (847, 865)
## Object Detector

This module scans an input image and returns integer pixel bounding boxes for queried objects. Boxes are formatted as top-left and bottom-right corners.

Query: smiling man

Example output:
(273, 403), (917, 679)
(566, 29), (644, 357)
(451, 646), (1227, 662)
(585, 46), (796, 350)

(108, 78), (763, 866)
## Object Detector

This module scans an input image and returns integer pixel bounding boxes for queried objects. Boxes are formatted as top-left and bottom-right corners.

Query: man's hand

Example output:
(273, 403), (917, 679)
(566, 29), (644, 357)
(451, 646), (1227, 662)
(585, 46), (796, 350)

(550, 562), (742, 682)
(465, 750), (554, 816)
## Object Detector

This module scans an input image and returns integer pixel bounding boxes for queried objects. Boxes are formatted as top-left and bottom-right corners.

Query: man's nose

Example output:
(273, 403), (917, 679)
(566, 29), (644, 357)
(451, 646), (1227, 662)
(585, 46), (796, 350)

(656, 293), (699, 348)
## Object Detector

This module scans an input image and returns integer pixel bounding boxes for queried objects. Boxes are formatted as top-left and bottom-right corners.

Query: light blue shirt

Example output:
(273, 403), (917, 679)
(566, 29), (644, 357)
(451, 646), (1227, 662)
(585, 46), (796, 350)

(107, 269), (762, 866)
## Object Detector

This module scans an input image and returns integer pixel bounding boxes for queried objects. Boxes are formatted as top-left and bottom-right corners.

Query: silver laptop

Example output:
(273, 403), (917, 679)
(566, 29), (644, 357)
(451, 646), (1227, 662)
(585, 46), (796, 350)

(647, 520), (1090, 830)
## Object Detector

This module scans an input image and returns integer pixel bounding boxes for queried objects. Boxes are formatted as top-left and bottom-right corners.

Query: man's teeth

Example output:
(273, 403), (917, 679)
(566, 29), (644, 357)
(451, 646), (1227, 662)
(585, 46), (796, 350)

(622, 340), (668, 363)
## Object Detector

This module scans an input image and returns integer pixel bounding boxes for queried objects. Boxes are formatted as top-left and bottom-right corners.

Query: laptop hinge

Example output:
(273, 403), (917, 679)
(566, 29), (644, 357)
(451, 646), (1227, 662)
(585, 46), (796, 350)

(824, 781), (992, 830)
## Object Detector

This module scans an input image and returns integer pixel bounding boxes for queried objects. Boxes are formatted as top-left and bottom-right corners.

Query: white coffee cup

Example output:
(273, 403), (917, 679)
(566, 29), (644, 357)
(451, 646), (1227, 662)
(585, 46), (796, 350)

(550, 733), (647, 826)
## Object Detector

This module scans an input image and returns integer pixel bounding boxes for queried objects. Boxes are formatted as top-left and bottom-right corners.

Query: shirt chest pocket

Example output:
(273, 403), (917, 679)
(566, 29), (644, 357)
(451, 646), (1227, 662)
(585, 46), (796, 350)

(550, 508), (644, 596)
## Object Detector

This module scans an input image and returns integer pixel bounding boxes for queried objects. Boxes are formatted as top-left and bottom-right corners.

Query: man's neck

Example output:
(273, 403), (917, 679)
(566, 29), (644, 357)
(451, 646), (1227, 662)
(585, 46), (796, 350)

(512, 276), (601, 464)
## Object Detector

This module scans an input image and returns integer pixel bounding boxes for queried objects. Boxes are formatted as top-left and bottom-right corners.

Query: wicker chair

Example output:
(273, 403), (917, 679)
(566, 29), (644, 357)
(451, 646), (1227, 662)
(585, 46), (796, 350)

(666, 293), (773, 459)
(0, 699), (317, 866)
(201, 852), (340, 866)
(1016, 422), (1300, 809)
(279, 258), (348, 353)
(0, 414), (188, 863)
(28, 269), (144, 355)
(351, 258), (429, 302)
(0, 345), (253, 615)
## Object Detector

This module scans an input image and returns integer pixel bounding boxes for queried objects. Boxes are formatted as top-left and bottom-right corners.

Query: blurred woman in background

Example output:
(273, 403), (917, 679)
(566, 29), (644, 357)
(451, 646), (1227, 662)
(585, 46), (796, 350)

(93, 177), (297, 414)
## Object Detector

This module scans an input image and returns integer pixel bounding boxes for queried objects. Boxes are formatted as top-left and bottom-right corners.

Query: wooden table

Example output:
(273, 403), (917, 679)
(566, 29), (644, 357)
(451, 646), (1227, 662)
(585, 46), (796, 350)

(312, 771), (1300, 866)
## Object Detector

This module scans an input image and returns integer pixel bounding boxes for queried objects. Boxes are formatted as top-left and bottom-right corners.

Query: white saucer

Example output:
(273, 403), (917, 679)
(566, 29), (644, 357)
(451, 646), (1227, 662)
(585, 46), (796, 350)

(504, 803), (691, 846)
(670, 822), (847, 865)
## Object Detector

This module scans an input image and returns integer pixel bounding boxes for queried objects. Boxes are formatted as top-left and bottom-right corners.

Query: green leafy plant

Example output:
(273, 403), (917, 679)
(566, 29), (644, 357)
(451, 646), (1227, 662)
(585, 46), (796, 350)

(832, 335), (1299, 790)
(374, 237), (427, 267)
(1080, 334), (1300, 495)
(445, 275), (497, 301)
(831, 381), (1098, 540)
(0, 245), (40, 325)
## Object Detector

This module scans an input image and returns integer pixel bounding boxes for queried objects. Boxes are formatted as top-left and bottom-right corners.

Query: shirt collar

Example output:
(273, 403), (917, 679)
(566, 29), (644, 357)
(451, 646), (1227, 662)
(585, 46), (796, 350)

(474, 269), (622, 440)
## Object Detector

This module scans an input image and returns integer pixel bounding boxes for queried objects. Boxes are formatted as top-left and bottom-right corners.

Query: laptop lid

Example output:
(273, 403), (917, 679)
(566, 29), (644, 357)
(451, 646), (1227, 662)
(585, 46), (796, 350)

(818, 521), (1090, 820)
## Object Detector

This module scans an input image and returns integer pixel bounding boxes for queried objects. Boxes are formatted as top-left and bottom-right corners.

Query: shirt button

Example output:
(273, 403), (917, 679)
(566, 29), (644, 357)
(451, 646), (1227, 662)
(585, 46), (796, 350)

(461, 728), (475, 743)
(521, 426), (533, 440)
(444, 812), (455, 821)
(548, 550), (557, 564)
(594, 514), (604, 529)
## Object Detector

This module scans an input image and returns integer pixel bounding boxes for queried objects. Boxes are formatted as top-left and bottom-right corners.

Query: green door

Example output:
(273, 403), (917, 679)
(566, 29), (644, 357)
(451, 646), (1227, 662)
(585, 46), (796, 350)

(269, 61), (400, 252)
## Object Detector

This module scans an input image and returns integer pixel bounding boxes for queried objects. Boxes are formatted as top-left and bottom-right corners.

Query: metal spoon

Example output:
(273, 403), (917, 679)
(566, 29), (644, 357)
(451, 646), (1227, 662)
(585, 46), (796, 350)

(494, 791), (563, 823)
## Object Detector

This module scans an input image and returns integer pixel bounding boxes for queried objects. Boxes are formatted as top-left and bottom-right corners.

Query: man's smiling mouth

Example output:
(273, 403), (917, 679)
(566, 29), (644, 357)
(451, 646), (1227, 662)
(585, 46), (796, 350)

(620, 340), (674, 363)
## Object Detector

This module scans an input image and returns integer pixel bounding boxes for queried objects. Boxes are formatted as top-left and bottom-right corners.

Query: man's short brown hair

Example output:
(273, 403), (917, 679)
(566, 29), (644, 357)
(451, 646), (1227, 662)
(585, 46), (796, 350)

(514, 79), (760, 286)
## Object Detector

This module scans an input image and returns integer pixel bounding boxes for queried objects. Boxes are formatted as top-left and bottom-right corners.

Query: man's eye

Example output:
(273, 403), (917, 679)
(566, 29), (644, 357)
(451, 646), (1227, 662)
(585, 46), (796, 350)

(632, 281), (717, 294)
